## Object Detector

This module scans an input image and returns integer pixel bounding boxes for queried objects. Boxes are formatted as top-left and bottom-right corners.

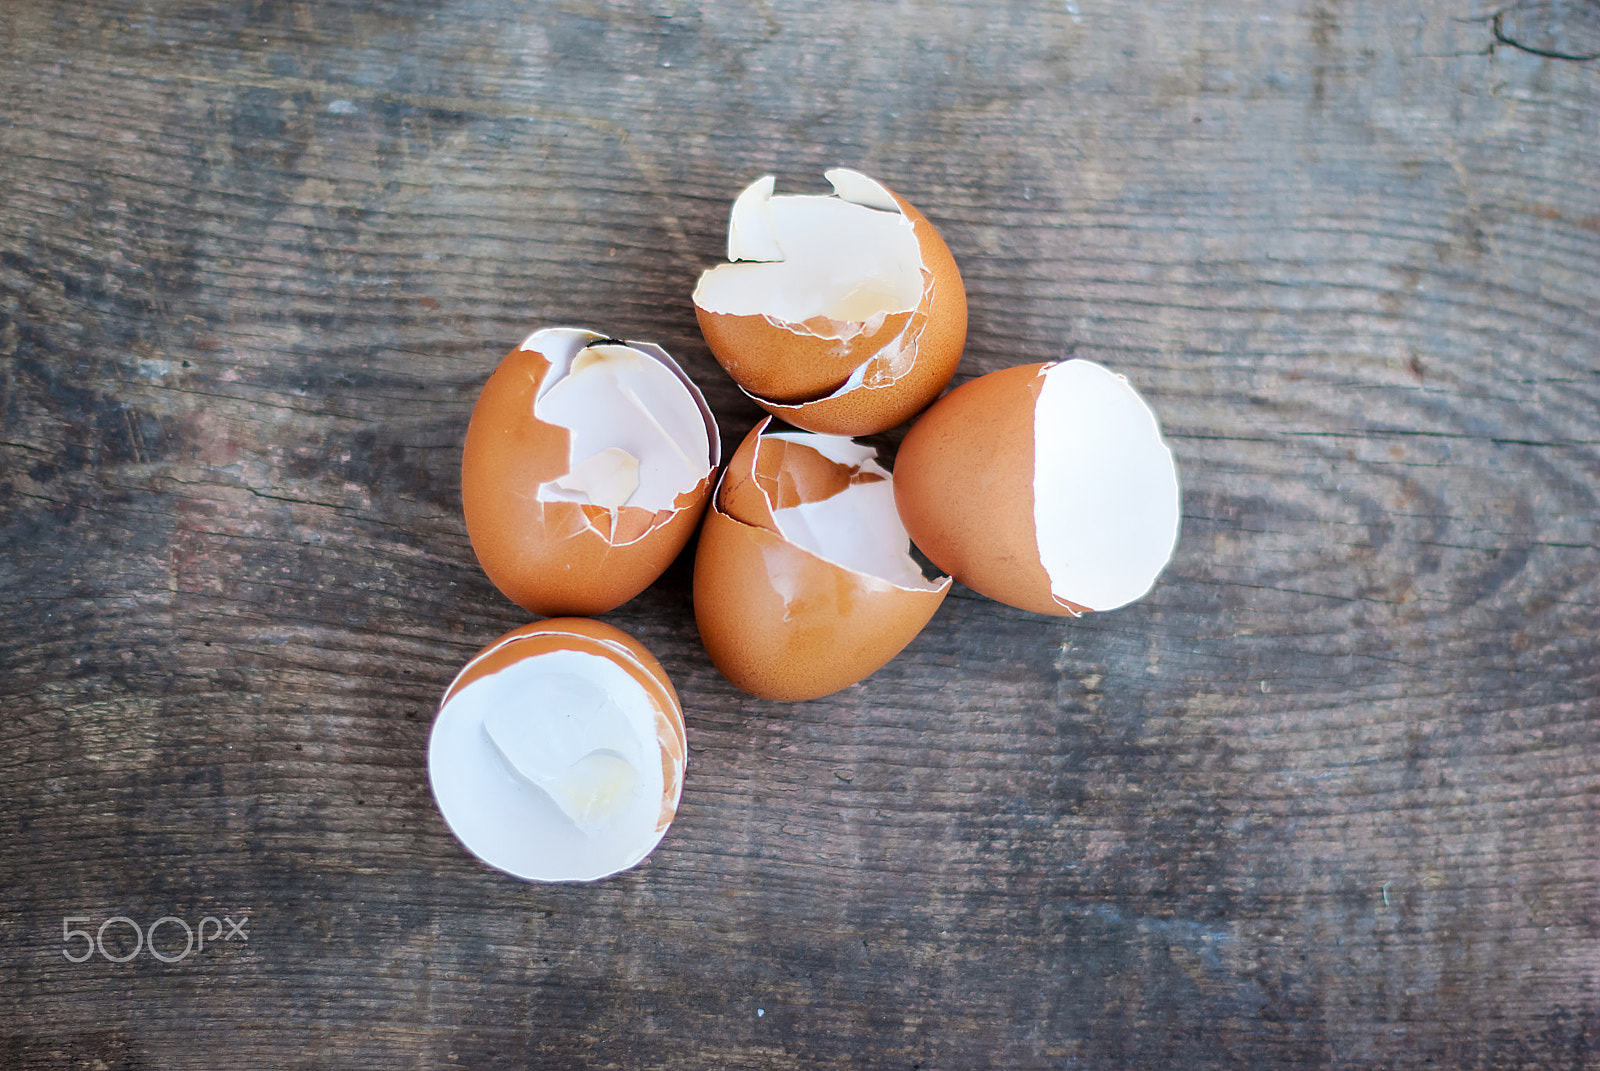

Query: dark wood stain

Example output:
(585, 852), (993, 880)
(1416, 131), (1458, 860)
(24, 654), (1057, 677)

(3, 0), (1600, 1067)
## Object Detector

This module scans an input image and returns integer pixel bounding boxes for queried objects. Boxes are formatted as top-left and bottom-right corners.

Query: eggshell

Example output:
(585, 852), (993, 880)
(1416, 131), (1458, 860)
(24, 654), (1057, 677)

(693, 170), (967, 436)
(461, 327), (719, 617)
(429, 618), (687, 882)
(694, 419), (950, 701)
(893, 360), (1180, 615)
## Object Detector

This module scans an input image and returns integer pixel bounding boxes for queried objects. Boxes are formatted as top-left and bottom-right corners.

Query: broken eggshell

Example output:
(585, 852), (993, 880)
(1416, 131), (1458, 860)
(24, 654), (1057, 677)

(693, 418), (951, 701)
(429, 617), (688, 882)
(692, 169), (967, 436)
(893, 359), (1180, 616)
(461, 327), (720, 617)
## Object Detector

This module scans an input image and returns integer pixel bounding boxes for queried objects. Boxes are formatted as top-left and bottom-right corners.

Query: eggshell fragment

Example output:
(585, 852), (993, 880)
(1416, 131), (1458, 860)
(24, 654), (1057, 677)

(893, 360), (1180, 615)
(429, 618), (687, 882)
(693, 169), (967, 436)
(461, 327), (720, 617)
(694, 419), (950, 701)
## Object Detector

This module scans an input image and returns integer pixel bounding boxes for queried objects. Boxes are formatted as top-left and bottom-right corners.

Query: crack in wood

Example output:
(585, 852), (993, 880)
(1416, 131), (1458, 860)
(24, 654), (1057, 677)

(1492, 0), (1600, 60)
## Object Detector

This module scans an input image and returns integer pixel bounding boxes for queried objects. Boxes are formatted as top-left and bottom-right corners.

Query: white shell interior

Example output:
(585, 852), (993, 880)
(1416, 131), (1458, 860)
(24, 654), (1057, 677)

(1032, 360), (1181, 612)
(694, 170), (924, 328)
(428, 646), (669, 882)
(530, 336), (712, 513)
(764, 432), (943, 592)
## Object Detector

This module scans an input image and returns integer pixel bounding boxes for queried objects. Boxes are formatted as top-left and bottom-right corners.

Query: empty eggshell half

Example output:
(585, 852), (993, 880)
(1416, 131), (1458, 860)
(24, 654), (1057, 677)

(893, 360), (1180, 616)
(694, 418), (951, 701)
(461, 327), (720, 617)
(692, 169), (967, 436)
(429, 617), (688, 882)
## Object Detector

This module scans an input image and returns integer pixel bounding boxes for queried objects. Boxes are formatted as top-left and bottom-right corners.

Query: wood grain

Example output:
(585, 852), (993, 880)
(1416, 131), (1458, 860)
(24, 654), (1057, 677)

(2, 0), (1598, 1067)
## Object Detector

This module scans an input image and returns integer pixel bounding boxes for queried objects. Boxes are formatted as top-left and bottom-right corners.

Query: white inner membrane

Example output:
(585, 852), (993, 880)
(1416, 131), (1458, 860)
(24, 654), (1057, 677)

(535, 343), (711, 512)
(764, 433), (942, 592)
(1032, 360), (1181, 612)
(428, 647), (667, 882)
(694, 172), (924, 327)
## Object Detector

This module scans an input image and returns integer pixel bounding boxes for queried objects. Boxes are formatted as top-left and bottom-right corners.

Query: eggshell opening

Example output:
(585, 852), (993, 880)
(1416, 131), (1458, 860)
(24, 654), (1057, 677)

(461, 328), (720, 617)
(758, 432), (943, 593)
(693, 420), (950, 701)
(697, 170), (924, 330)
(1033, 360), (1181, 612)
(693, 170), (967, 434)
(430, 619), (686, 883)
(533, 339), (712, 514)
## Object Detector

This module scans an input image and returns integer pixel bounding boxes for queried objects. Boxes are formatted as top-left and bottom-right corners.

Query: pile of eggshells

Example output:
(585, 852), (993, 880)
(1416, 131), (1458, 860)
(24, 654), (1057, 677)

(428, 170), (1181, 882)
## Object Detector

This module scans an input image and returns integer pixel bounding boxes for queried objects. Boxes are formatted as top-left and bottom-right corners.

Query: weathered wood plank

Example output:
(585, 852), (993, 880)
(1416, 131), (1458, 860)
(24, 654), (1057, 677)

(3, 0), (1598, 1067)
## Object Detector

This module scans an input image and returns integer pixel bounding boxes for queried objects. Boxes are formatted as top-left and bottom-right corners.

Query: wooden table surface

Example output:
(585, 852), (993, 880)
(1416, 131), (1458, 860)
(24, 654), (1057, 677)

(3, 1), (1598, 1067)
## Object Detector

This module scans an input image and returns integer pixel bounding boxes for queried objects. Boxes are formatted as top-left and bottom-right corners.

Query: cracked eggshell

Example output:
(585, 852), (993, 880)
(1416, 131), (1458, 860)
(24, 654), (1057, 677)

(893, 360), (1180, 616)
(461, 327), (720, 617)
(429, 617), (687, 882)
(692, 169), (966, 436)
(693, 418), (951, 701)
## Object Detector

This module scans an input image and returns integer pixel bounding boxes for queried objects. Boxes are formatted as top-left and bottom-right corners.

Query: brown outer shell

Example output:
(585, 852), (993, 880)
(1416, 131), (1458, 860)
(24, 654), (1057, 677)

(441, 618), (687, 833)
(695, 187), (967, 436)
(714, 417), (780, 530)
(892, 362), (1089, 617)
(461, 343), (715, 617)
(694, 505), (949, 701)
(695, 423), (951, 702)
(696, 305), (916, 405)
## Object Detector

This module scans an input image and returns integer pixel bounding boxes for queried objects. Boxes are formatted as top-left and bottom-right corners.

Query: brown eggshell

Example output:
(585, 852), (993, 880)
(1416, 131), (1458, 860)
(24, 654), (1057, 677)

(892, 362), (1089, 617)
(714, 415), (780, 530)
(752, 195), (968, 436)
(461, 338), (716, 618)
(695, 421), (949, 701)
(696, 306), (918, 405)
(441, 618), (686, 833)
(693, 505), (948, 702)
(695, 176), (967, 436)
(717, 416), (885, 526)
